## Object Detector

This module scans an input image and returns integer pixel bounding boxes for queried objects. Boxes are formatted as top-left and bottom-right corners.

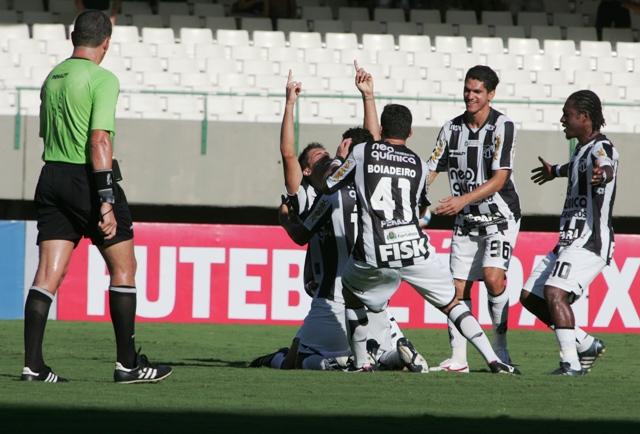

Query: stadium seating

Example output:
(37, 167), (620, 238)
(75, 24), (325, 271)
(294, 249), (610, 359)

(0, 1), (638, 130)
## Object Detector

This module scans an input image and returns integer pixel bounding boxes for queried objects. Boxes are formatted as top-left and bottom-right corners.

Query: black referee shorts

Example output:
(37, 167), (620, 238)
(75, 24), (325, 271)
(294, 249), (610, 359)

(35, 162), (134, 247)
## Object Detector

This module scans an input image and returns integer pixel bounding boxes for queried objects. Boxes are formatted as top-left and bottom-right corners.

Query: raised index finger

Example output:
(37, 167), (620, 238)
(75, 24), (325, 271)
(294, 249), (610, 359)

(353, 59), (359, 71)
(287, 69), (293, 84)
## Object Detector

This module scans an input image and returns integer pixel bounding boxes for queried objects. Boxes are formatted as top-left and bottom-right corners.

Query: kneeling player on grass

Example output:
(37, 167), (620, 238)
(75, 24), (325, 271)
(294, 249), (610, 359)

(522, 90), (615, 376)
(248, 71), (428, 372)
(314, 65), (519, 374)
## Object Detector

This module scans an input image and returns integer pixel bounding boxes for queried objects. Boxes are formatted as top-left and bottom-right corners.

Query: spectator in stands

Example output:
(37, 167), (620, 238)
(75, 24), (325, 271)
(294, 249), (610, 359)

(596, 0), (631, 40)
(75, 0), (122, 25)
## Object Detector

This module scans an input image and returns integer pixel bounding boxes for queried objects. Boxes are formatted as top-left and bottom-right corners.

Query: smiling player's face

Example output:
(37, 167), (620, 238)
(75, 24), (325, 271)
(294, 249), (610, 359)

(463, 79), (494, 116)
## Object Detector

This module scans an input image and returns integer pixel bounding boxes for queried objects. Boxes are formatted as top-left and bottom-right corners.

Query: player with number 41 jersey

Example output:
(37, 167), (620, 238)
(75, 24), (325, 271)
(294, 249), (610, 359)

(327, 140), (431, 269)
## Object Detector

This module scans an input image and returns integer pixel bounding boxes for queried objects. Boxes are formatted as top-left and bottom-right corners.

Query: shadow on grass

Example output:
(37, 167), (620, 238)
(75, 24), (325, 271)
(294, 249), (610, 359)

(162, 358), (248, 368)
(1, 406), (637, 434)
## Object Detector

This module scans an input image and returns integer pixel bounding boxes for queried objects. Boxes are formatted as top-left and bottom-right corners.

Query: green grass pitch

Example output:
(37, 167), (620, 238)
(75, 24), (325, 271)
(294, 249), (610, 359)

(0, 321), (638, 434)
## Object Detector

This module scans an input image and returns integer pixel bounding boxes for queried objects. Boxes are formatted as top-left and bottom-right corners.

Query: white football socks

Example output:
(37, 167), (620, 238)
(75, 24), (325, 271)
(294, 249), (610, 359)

(575, 326), (595, 353)
(487, 289), (510, 353)
(446, 299), (471, 364)
(555, 328), (581, 370)
(448, 303), (499, 364)
(346, 307), (370, 368)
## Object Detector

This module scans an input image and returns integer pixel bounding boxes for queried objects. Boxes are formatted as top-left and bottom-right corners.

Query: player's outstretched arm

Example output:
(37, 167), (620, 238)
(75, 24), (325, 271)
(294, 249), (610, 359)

(281, 70), (303, 195)
(90, 129), (116, 240)
(436, 169), (511, 216)
(531, 156), (562, 185)
(354, 60), (381, 141)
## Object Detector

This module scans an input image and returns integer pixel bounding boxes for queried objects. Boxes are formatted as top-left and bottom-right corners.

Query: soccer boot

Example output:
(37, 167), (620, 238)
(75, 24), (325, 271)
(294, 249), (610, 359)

(248, 347), (288, 368)
(430, 358), (469, 373)
(578, 338), (606, 372)
(551, 361), (585, 376)
(489, 360), (521, 375)
(114, 350), (172, 384)
(21, 366), (68, 383)
(396, 338), (429, 373)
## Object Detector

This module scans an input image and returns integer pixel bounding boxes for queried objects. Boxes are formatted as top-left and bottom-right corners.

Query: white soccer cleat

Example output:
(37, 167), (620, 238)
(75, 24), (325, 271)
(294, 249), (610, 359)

(430, 358), (470, 373)
(396, 338), (429, 373)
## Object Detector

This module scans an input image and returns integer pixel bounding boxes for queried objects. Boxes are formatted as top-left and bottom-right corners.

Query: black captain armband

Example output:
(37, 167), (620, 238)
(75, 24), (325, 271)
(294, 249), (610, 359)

(94, 169), (115, 204)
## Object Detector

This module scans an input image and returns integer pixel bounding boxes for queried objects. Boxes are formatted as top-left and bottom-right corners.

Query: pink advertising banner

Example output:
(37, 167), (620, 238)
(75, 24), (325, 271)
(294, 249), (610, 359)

(56, 223), (640, 332)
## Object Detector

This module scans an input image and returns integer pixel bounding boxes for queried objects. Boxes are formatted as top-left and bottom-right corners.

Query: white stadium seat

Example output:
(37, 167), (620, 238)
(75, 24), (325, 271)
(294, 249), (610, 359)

(240, 17), (273, 32)
(289, 32), (322, 49)
(445, 10), (477, 25)
(269, 46), (300, 62)
(523, 54), (555, 72)
(325, 32), (358, 50)
(493, 25), (526, 41)
(362, 34), (395, 52)
(193, 3), (225, 18)
(566, 26), (598, 42)
(410, 9), (441, 24)
(180, 28), (214, 55)
(231, 45), (265, 61)
(471, 37), (504, 54)
(131, 14), (164, 28)
(32, 24), (66, 41)
(217, 29), (250, 47)
(434, 36), (468, 53)
(580, 41), (613, 58)
(304, 47), (335, 63)
(482, 11), (513, 26)
(530, 25), (562, 41)
(398, 35), (431, 53)
(373, 8), (405, 23)
(508, 38), (540, 55)
(312, 19), (346, 34)
(111, 26), (140, 43)
(142, 27), (176, 45)
(459, 24), (491, 40)
(253, 31), (286, 48)
(301, 6), (333, 20)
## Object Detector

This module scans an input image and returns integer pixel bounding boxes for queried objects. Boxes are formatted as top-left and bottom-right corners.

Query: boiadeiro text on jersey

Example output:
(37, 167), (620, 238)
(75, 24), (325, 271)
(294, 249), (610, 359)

(367, 165), (417, 177)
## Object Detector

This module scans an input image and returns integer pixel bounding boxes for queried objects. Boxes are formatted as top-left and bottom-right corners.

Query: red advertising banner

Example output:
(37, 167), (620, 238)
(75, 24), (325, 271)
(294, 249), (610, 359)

(57, 224), (640, 332)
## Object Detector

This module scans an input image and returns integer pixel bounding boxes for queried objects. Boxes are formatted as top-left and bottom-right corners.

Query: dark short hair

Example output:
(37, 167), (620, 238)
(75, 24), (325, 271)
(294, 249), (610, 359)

(71, 10), (112, 48)
(342, 127), (373, 152)
(465, 65), (500, 92)
(298, 142), (325, 170)
(566, 90), (606, 131)
(380, 104), (412, 140)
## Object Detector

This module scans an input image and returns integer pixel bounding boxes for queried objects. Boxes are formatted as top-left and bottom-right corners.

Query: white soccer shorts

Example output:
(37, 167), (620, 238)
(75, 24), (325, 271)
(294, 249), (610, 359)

(295, 297), (350, 358)
(450, 219), (520, 281)
(523, 246), (606, 300)
(341, 252), (456, 313)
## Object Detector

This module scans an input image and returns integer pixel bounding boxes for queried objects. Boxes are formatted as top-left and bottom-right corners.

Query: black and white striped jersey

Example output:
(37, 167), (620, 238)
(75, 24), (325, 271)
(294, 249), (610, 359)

(428, 108), (521, 236)
(301, 184), (358, 302)
(289, 179), (319, 298)
(290, 179), (317, 218)
(555, 134), (618, 262)
(326, 141), (431, 269)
